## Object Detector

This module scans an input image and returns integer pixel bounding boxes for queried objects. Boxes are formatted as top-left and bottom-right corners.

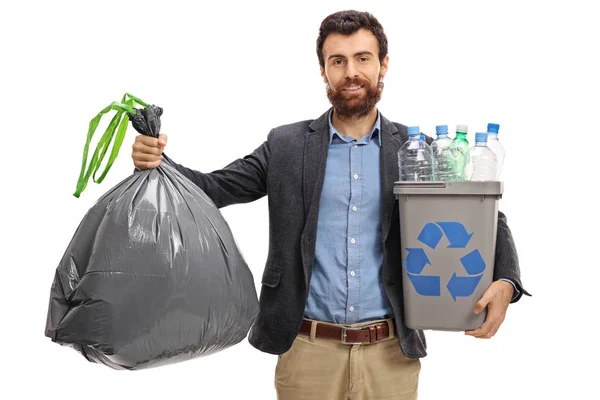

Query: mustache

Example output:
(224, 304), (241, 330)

(327, 77), (384, 93)
(335, 78), (370, 89)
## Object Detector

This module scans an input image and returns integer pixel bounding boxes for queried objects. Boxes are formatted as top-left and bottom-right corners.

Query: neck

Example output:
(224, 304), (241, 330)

(331, 107), (378, 140)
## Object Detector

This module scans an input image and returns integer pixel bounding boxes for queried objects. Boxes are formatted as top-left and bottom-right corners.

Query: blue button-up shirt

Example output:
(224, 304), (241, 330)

(304, 110), (394, 324)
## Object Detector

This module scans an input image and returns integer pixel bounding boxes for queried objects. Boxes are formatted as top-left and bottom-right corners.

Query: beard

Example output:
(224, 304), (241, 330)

(326, 77), (383, 119)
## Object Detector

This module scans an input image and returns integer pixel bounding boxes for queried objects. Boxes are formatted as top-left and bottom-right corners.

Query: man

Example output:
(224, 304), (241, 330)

(131, 10), (529, 400)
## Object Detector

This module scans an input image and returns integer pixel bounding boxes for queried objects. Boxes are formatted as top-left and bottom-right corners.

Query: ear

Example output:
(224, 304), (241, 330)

(380, 55), (389, 79)
(320, 65), (328, 83)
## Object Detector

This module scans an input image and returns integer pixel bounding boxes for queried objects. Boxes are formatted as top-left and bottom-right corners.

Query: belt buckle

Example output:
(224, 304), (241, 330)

(341, 326), (365, 345)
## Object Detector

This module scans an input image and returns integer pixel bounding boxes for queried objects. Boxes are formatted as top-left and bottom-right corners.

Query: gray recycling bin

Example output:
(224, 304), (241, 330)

(393, 181), (503, 331)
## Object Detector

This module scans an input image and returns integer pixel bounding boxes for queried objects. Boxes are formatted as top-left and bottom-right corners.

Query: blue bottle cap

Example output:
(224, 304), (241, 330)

(420, 134), (425, 141)
(475, 132), (488, 142)
(408, 126), (420, 137)
(436, 125), (448, 135)
(487, 123), (500, 134)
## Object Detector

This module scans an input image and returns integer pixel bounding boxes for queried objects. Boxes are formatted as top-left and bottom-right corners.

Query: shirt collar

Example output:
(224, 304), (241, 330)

(328, 109), (382, 146)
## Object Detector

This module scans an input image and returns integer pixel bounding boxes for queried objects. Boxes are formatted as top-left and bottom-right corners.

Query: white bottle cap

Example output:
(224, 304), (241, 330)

(456, 124), (468, 133)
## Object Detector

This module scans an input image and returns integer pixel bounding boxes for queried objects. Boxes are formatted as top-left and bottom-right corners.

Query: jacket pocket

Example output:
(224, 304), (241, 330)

(261, 266), (282, 288)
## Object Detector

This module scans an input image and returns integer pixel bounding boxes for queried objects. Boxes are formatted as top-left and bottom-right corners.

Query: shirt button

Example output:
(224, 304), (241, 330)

(350, 271), (356, 277)
(350, 238), (356, 244)
(353, 173), (359, 179)
(349, 306), (355, 312)
(353, 145), (358, 149)
(352, 205), (358, 212)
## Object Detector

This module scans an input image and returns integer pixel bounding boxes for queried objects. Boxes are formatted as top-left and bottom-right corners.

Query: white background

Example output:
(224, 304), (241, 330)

(1, 0), (598, 399)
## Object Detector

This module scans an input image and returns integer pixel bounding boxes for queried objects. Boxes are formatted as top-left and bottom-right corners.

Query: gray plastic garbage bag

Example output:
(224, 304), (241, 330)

(45, 104), (259, 370)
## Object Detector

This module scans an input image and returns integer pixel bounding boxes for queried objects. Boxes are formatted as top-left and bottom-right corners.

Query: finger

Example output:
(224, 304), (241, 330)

(132, 141), (163, 156)
(465, 321), (491, 337)
(135, 135), (162, 148)
(465, 321), (487, 337)
(487, 321), (501, 338)
(158, 133), (168, 146)
(474, 291), (494, 315)
(465, 310), (499, 337)
(133, 151), (162, 162)
(487, 314), (506, 338)
(475, 311), (505, 338)
(474, 322), (501, 339)
(135, 159), (162, 170)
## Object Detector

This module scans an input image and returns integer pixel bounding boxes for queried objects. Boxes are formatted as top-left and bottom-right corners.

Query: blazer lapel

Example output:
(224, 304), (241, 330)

(380, 115), (407, 242)
(300, 109), (331, 281)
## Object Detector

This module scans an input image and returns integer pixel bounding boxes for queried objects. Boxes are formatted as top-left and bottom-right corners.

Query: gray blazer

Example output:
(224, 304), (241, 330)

(165, 108), (530, 358)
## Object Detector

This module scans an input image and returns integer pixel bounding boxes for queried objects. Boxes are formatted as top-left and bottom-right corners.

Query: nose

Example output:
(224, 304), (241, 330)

(345, 60), (359, 79)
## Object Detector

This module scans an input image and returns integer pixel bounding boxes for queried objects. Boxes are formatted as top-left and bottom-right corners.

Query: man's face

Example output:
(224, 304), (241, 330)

(320, 28), (389, 118)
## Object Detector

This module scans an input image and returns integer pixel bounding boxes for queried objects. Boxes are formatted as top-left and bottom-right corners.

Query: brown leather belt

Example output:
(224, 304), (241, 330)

(299, 318), (394, 344)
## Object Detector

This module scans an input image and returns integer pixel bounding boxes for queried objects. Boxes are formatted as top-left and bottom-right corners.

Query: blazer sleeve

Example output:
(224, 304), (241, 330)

(494, 210), (532, 303)
(158, 129), (273, 209)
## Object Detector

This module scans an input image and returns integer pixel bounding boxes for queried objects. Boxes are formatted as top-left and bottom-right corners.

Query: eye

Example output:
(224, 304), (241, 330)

(359, 57), (369, 62)
(333, 59), (344, 65)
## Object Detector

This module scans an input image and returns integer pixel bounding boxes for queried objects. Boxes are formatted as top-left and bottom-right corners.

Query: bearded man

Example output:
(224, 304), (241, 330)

(131, 10), (528, 400)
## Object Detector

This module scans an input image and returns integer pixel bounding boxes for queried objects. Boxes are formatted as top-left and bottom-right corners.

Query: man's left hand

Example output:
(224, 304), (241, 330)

(464, 280), (514, 339)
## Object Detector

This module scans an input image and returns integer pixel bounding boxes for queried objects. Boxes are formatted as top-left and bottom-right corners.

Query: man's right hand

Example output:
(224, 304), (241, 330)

(132, 133), (168, 170)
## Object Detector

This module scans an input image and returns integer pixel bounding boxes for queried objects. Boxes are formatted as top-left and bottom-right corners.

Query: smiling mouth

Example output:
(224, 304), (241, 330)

(343, 85), (364, 92)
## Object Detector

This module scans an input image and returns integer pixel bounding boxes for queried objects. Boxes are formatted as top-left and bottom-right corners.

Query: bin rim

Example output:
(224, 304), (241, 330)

(393, 181), (503, 196)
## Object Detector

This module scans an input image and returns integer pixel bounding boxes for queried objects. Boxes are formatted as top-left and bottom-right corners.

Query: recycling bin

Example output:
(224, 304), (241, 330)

(393, 181), (503, 331)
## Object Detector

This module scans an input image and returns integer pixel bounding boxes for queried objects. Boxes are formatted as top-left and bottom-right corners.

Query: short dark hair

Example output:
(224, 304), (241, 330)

(316, 10), (388, 68)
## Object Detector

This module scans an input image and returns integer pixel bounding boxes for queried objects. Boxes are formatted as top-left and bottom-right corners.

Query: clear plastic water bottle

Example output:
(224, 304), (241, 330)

(398, 126), (434, 181)
(448, 124), (470, 180)
(486, 123), (505, 180)
(468, 132), (498, 181)
(431, 124), (455, 181)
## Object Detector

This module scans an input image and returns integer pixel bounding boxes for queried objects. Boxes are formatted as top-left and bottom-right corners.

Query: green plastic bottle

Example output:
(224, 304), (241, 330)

(448, 124), (470, 181)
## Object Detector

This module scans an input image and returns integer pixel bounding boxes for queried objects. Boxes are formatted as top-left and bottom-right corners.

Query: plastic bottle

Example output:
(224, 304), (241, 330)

(398, 126), (435, 181)
(431, 124), (455, 181)
(468, 132), (498, 181)
(448, 124), (470, 180)
(485, 123), (505, 180)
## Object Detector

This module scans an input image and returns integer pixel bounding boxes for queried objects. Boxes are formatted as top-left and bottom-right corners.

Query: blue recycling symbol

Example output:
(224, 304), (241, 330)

(403, 222), (486, 301)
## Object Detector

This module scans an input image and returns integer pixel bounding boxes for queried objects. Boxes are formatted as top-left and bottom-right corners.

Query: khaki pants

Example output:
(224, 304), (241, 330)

(275, 318), (421, 400)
